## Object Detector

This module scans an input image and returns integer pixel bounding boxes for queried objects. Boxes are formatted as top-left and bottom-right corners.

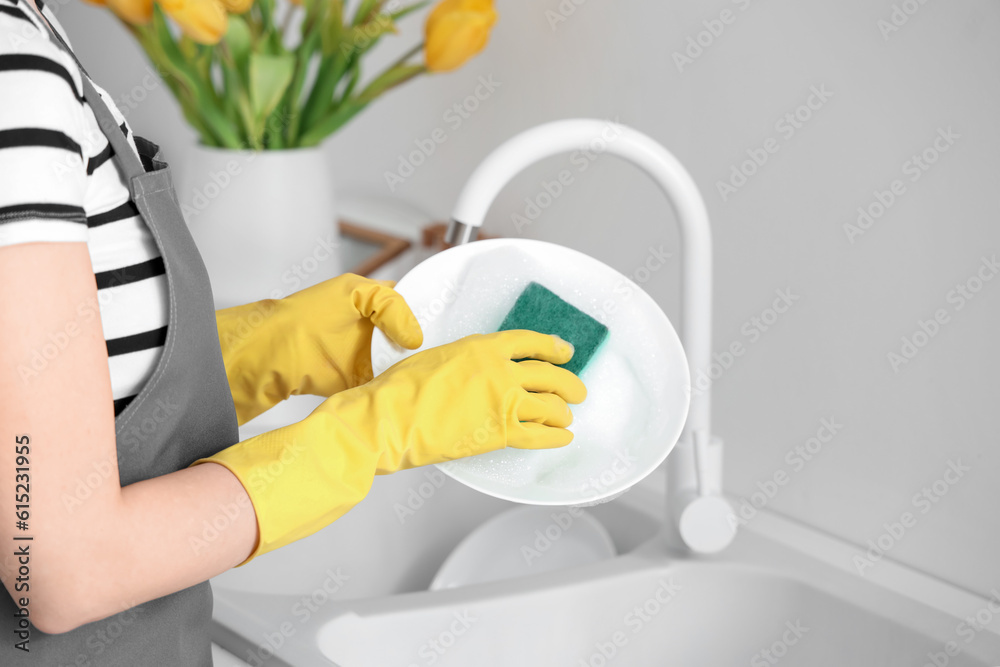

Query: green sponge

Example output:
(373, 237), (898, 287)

(497, 281), (609, 376)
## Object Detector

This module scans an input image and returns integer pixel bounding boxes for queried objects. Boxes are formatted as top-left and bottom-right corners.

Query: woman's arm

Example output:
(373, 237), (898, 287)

(0, 242), (258, 635)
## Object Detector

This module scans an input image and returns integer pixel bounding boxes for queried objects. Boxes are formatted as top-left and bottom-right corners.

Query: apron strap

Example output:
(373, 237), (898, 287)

(27, 2), (148, 188)
(78, 76), (147, 186)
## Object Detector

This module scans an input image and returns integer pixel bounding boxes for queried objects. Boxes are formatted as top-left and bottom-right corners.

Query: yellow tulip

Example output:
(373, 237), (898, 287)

(107, 0), (153, 25)
(219, 0), (253, 13)
(158, 0), (228, 45)
(424, 0), (497, 72)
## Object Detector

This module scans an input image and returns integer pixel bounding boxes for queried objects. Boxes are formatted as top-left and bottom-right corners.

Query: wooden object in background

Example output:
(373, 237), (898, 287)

(337, 220), (501, 277)
(338, 220), (411, 277)
(420, 223), (498, 251)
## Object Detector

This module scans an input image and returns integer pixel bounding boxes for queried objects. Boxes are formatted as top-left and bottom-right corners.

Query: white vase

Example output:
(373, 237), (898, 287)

(174, 144), (341, 308)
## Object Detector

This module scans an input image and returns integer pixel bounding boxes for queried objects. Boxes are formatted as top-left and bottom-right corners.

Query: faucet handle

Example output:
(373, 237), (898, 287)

(678, 492), (737, 554)
(677, 433), (737, 553)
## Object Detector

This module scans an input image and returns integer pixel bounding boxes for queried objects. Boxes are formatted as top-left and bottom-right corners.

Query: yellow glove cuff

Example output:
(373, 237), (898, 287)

(193, 394), (381, 564)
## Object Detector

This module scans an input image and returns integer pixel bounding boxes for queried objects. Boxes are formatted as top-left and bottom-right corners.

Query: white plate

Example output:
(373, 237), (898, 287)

(371, 238), (690, 506)
(429, 506), (616, 590)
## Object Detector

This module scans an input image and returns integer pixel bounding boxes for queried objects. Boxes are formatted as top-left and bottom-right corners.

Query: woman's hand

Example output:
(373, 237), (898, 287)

(368, 330), (587, 473)
(216, 273), (423, 425)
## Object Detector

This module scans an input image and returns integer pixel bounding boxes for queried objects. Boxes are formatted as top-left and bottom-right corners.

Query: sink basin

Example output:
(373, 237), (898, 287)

(318, 560), (992, 666)
(211, 466), (1000, 666)
(313, 523), (1000, 666)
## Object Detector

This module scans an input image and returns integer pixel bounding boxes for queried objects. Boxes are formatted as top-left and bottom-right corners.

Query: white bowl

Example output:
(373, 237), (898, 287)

(429, 506), (616, 590)
(371, 238), (690, 505)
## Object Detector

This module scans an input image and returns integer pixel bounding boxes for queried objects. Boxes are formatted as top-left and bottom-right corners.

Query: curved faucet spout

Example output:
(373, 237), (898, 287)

(447, 119), (735, 553)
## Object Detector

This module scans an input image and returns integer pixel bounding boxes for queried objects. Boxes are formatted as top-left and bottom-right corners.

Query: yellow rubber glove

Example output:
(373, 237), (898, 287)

(216, 273), (423, 425)
(196, 330), (586, 562)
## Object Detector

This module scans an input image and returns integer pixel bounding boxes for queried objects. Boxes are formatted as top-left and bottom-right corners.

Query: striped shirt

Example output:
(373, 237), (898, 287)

(0, 0), (169, 416)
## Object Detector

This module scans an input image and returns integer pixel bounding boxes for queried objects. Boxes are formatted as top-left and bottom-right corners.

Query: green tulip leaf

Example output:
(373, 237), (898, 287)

(390, 0), (430, 22)
(249, 52), (296, 123)
(224, 15), (252, 75)
(357, 63), (424, 103)
(320, 0), (345, 56)
(352, 0), (380, 26)
(343, 15), (396, 59)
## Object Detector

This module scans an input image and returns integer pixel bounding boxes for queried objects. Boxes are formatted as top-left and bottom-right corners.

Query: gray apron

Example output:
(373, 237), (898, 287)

(1, 10), (241, 665)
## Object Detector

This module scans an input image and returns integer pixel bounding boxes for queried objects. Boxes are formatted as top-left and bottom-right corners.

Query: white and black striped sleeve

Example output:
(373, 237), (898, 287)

(0, 5), (88, 247)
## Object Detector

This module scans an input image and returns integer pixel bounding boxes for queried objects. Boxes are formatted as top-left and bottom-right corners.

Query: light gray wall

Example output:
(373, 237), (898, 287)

(58, 0), (1000, 595)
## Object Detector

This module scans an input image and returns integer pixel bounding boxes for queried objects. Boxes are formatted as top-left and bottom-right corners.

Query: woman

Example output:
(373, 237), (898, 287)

(0, 1), (586, 663)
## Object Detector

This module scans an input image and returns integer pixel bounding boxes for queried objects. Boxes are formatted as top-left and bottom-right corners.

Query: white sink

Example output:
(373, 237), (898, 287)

(210, 432), (1000, 666)
(314, 527), (1000, 666)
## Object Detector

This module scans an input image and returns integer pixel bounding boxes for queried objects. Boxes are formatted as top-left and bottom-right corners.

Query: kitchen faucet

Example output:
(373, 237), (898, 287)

(445, 118), (736, 553)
